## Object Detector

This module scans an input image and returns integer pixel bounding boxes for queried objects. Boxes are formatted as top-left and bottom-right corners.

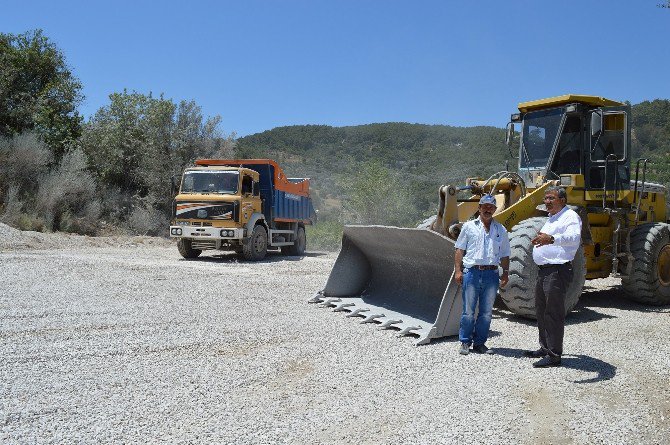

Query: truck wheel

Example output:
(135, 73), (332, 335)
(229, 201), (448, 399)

(499, 217), (586, 319)
(282, 226), (306, 256)
(177, 239), (202, 259)
(242, 225), (268, 261)
(622, 223), (670, 305)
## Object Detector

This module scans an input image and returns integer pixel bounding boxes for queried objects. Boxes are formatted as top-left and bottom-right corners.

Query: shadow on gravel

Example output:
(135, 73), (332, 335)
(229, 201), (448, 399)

(178, 250), (329, 264)
(492, 286), (670, 328)
(493, 347), (617, 383)
(578, 287), (670, 314)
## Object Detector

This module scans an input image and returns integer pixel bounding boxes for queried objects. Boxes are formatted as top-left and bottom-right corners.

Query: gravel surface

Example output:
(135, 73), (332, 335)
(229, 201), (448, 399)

(1, 224), (669, 444)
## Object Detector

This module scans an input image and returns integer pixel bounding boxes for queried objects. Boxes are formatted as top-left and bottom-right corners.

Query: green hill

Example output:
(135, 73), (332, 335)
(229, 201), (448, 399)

(237, 123), (511, 220)
(238, 101), (670, 220)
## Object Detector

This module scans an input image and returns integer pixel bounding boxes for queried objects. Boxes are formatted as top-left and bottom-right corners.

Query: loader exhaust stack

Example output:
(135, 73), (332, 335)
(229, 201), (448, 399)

(309, 225), (462, 345)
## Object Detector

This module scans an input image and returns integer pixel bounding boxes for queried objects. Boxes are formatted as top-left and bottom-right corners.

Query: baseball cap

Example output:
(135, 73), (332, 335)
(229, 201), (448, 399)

(478, 194), (497, 207)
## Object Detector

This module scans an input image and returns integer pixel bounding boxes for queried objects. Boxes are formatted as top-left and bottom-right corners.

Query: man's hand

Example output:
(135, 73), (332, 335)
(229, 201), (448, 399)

(499, 271), (509, 288)
(531, 232), (553, 247)
(455, 270), (463, 285)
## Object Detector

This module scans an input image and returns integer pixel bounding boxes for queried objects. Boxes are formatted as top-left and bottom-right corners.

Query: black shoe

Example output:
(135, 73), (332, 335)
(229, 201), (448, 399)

(472, 344), (494, 355)
(532, 355), (561, 368)
(524, 348), (545, 358)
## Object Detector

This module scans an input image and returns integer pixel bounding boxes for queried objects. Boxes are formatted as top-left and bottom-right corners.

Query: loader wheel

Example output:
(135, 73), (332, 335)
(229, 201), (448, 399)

(177, 239), (202, 259)
(242, 225), (268, 261)
(282, 226), (306, 256)
(500, 217), (586, 319)
(621, 223), (670, 305)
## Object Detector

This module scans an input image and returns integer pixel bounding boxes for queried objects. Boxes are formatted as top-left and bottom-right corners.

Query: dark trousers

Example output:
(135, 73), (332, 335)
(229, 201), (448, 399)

(535, 262), (573, 357)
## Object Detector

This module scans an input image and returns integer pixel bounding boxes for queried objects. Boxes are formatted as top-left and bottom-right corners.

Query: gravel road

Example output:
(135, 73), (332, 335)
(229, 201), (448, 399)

(1, 224), (669, 444)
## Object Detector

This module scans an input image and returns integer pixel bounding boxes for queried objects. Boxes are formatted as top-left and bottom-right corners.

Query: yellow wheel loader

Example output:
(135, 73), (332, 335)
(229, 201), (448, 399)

(310, 94), (669, 345)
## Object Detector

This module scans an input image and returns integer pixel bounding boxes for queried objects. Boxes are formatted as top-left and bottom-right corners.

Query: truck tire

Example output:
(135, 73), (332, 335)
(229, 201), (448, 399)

(282, 226), (306, 256)
(177, 239), (202, 259)
(242, 225), (268, 261)
(499, 217), (586, 319)
(621, 223), (670, 305)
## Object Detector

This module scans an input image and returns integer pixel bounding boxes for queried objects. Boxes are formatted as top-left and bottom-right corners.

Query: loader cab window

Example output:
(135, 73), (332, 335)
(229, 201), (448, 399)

(550, 115), (582, 175)
(520, 108), (563, 169)
(586, 110), (629, 190)
(591, 112), (626, 162)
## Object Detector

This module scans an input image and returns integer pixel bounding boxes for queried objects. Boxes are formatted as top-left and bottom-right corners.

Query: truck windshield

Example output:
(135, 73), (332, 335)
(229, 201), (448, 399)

(181, 171), (239, 194)
(520, 108), (564, 169)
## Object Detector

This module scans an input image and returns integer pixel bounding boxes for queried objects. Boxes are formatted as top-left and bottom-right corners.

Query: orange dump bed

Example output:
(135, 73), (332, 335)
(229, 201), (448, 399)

(195, 159), (310, 197)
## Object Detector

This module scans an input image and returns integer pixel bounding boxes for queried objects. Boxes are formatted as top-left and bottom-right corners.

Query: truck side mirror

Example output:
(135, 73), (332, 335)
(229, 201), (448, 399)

(505, 122), (515, 146)
(590, 110), (603, 137)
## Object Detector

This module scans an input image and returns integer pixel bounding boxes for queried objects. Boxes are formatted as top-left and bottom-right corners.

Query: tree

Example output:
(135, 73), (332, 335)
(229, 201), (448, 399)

(0, 29), (83, 157)
(80, 90), (235, 232)
(338, 160), (417, 227)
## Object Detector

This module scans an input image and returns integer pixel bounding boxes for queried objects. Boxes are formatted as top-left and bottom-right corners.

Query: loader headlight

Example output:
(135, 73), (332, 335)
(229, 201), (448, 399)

(220, 229), (234, 237)
(560, 175), (574, 186)
(171, 228), (183, 235)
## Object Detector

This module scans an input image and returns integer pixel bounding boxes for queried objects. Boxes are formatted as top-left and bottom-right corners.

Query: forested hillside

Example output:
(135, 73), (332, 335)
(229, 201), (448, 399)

(237, 102), (670, 228)
(237, 123), (511, 221)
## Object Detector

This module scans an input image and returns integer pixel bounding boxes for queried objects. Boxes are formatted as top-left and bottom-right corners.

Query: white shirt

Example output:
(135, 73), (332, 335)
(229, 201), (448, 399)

(532, 206), (582, 265)
(455, 218), (511, 269)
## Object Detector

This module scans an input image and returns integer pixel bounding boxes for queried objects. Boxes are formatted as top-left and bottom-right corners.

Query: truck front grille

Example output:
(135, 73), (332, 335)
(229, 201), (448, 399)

(191, 240), (217, 250)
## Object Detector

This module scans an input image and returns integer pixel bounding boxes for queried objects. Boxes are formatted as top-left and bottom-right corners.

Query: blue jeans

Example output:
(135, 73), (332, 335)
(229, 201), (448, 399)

(459, 268), (499, 346)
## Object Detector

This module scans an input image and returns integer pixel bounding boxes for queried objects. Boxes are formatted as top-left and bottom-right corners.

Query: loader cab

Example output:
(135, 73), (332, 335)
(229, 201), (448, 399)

(512, 95), (630, 191)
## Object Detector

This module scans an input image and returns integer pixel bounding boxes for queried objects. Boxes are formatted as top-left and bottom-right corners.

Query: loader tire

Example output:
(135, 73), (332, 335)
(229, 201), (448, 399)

(177, 239), (202, 259)
(242, 225), (268, 261)
(282, 226), (306, 256)
(621, 223), (670, 305)
(500, 217), (586, 319)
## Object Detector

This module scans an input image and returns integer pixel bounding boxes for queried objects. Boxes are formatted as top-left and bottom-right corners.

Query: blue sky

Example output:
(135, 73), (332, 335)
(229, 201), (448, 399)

(3, 1), (669, 136)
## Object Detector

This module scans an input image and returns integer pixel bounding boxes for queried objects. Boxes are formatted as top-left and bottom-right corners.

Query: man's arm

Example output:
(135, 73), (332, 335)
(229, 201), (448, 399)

(454, 248), (465, 285)
(552, 213), (582, 247)
(499, 256), (509, 288)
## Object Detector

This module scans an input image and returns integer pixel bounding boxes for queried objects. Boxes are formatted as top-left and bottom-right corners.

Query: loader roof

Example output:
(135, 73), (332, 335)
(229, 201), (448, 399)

(518, 94), (624, 113)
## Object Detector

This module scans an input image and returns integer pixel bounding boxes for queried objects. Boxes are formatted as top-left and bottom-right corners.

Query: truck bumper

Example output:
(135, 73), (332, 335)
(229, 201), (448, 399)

(169, 226), (244, 240)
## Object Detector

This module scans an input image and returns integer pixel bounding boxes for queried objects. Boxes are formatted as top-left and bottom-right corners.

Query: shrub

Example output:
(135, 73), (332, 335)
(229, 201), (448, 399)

(306, 220), (343, 251)
(36, 149), (99, 231)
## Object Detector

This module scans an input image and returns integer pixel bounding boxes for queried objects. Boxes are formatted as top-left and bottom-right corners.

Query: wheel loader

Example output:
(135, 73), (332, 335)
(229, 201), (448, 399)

(310, 94), (670, 345)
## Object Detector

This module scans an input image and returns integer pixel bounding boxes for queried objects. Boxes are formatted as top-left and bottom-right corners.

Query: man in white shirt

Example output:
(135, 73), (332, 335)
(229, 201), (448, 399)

(454, 194), (510, 355)
(526, 186), (582, 367)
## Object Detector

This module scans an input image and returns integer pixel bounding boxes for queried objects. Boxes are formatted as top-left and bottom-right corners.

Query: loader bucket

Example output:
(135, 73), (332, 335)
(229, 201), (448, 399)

(309, 225), (462, 345)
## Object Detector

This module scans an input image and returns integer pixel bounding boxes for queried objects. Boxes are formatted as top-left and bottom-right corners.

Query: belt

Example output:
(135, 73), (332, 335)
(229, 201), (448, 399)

(538, 262), (569, 269)
(472, 265), (498, 270)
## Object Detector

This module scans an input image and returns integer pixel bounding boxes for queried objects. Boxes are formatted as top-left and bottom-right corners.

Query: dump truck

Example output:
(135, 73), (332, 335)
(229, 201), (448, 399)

(311, 94), (669, 345)
(170, 159), (316, 261)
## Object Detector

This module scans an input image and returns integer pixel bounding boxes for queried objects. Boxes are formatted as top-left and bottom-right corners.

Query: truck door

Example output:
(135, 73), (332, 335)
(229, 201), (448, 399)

(585, 106), (630, 192)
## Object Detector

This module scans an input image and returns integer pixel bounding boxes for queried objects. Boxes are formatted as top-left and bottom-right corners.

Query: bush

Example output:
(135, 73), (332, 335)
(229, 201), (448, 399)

(306, 220), (343, 251)
(127, 198), (166, 236)
(0, 133), (52, 199)
(36, 149), (99, 232)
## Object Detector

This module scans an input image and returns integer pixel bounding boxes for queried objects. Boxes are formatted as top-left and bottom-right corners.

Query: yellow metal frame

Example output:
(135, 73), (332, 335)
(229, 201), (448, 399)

(518, 94), (624, 112)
